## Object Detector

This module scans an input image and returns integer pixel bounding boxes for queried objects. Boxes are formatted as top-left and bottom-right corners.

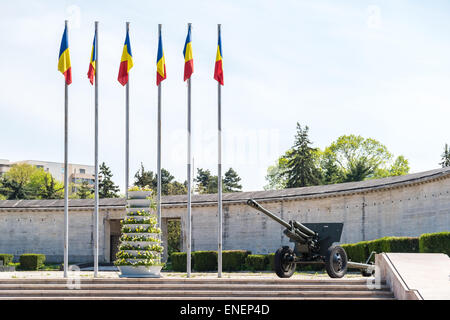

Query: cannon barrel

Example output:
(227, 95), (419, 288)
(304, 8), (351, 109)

(247, 199), (317, 238)
(292, 220), (317, 238)
(247, 199), (291, 229)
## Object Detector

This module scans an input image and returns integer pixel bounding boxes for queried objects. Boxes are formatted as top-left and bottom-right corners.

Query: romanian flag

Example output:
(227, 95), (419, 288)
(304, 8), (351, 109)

(214, 29), (224, 85)
(156, 32), (166, 85)
(58, 25), (72, 85)
(183, 25), (193, 81)
(118, 29), (133, 86)
(87, 33), (97, 85)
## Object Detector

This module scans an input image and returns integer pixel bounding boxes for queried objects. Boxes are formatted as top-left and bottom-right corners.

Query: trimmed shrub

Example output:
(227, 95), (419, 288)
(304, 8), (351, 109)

(0, 254), (13, 266)
(19, 254), (46, 270)
(266, 253), (275, 271)
(222, 250), (250, 271)
(171, 252), (194, 272)
(341, 242), (368, 263)
(387, 237), (419, 253)
(245, 254), (267, 271)
(192, 251), (217, 271)
(342, 236), (420, 263)
(419, 232), (450, 256)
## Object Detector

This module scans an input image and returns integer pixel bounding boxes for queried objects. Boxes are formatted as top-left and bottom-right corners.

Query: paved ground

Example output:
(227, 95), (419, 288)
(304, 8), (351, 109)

(0, 270), (367, 280)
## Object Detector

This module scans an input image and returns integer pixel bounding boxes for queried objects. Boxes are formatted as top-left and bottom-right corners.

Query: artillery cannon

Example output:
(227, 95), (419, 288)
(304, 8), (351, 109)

(246, 199), (375, 278)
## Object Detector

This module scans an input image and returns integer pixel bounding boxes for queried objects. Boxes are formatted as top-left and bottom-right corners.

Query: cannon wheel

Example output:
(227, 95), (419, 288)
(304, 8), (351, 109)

(325, 245), (348, 278)
(274, 246), (296, 278)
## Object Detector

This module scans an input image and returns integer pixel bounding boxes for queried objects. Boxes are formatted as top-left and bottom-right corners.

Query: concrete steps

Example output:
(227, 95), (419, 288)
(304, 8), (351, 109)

(0, 278), (394, 300)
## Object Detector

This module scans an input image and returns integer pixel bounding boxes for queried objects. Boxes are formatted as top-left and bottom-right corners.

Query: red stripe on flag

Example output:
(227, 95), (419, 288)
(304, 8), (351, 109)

(118, 61), (128, 86)
(156, 65), (166, 86)
(64, 68), (72, 85)
(184, 60), (193, 81)
(214, 60), (223, 85)
(87, 64), (95, 85)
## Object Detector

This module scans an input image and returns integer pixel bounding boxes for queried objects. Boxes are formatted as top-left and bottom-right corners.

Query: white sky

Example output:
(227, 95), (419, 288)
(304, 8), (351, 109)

(1, 0), (449, 192)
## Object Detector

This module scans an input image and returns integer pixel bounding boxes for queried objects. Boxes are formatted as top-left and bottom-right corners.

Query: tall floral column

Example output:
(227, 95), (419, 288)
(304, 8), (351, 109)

(114, 187), (164, 277)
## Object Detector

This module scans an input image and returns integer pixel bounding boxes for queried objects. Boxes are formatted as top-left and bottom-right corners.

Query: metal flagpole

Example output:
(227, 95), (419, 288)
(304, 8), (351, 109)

(217, 24), (223, 278)
(63, 19), (69, 279)
(93, 21), (99, 278)
(157, 24), (162, 232)
(125, 22), (130, 199)
(186, 23), (192, 278)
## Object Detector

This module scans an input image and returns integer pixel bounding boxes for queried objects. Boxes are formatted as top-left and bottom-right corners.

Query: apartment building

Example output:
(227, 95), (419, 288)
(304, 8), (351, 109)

(0, 159), (95, 193)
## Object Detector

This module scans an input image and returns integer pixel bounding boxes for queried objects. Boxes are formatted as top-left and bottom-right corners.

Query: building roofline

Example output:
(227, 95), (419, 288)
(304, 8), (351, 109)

(0, 167), (449, 211)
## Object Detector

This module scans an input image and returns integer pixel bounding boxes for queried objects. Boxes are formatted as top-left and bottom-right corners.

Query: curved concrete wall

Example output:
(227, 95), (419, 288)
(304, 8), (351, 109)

(178, 170), (450, 254)
(0, 168), (449, 262)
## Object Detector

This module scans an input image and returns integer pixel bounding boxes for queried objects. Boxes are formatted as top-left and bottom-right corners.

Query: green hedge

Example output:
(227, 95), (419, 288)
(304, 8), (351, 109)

(170, 252), (194, 272)
(192, 251), (217, 271)
(222, 250), (250, 271)
(341, 242), (368, 263)
(266, 253), (275, 271)
(19, 254), (46, 270)
(167, 232), (449, 273)
(419, 232), (450, 256)
(0, 254), (13, 266)
(245, 254), (267, 271)
(343, 236), (421, 263)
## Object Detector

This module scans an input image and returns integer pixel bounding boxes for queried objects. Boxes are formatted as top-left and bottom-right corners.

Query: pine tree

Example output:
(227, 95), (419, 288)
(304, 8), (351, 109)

(285, 123), (321, 188)
(98, 162), (119, 198)
(223, 168), (242, 192)
(194, 168), (217, 194)
(195, 167), (243, 194)
(0, 177), (31, 200)
(133, 164), (187, 195)
(320, 152), (344, 185)
(40, 175), (63, 199)
(134, 162), (155, 189)
(76, 180), (93, 199)
(440, 143), (450, 168)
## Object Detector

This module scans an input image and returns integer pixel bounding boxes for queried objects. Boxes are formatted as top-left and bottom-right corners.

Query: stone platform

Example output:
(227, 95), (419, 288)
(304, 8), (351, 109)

(377, 253), (450, 300)
(0, 272), (393, 300)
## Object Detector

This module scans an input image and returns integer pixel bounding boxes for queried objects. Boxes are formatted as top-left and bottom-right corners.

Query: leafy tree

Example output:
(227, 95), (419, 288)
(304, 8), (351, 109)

(134, 163), (155, 189)
(320, 150), (345, 185)
(344, 159), (373, 182)
(0, 164), (65, 200)
(195, 167), (242, 194)
(39, 175), (64, 199)
(133, 164), (187, 195)
(167, 220), (181, 257)
(373, 155), (410, 178)
(0, 177), (32, 199)
(264, 155), (290, 190)
(326, 135), (409, 182)
(99, 162), (119, 198)
(76, 180), (93, 199)
(195, 168), (217, 194)
(223, 168), (242, 192)
(264, 124), (411, 189)
(5, 163), (36, 186)
(167, 180), (188, 195)
(440, 143), (450, 168)
(1, 164), (42, 199)
(284, 123), (322, 188)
